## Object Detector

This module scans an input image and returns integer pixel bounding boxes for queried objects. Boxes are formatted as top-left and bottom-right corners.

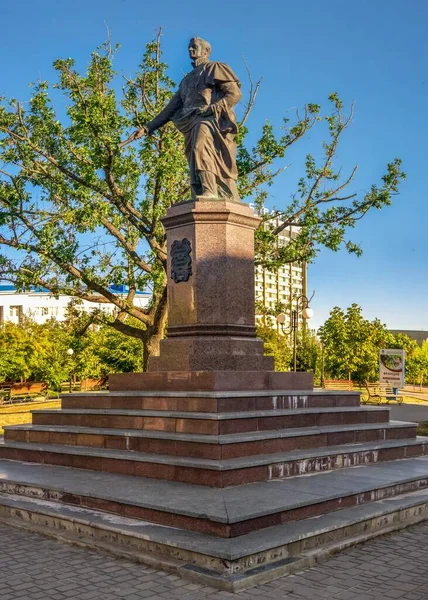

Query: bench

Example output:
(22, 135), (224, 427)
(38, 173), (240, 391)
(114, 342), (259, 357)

(80, 378), (107, 392)
(324, 379), (356, 391)
(58, 378), (108, 394)
(362, 383), (402, 405)
(0, 382), (48, 404)
(0, 386), (9, 404)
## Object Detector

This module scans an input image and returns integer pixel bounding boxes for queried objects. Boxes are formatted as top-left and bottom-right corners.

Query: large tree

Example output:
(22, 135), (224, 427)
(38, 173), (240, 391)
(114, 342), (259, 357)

(317, 304), (428, 385)
(318, 304), (396, 383)
(0, 33), (405, 368)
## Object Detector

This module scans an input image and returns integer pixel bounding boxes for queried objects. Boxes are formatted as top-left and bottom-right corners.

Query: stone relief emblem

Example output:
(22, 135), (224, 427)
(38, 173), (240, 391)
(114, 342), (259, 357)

(171, 238), (192, 283)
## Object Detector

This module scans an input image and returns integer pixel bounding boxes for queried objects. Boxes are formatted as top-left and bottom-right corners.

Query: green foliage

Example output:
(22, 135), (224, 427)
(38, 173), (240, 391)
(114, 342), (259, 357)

(0, 313), (143, 388)
(0, 34), (185, 364)
(390, 335), (428, 386)
(0, 33), (405, 365)
(256, 324), (292, 371)
(253, 95), (405, 270)
(90, 325), (143, 373)
(319, 304), (395, 383)
(296, 329), (322, 376)
(256, 323), (321, 375)
(0, 319), (71, 386)
(319, 304), (428, 385)
(416, 341), (428, 386)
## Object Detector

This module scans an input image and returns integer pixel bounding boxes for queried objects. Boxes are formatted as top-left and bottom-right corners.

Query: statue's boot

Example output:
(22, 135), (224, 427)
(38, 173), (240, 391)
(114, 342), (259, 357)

(192, 171), (240, 201)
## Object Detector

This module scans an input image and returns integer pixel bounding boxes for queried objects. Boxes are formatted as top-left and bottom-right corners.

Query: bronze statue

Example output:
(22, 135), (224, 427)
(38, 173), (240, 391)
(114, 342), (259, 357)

(127, 37), (242, 201)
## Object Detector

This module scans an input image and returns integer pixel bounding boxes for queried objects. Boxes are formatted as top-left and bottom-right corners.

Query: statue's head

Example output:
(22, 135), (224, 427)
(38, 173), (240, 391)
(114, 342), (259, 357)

(188, 37), (211, 62)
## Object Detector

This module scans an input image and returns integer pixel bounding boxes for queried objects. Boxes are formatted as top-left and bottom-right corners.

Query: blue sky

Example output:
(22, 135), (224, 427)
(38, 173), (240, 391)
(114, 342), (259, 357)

(0, 0), (427, 331)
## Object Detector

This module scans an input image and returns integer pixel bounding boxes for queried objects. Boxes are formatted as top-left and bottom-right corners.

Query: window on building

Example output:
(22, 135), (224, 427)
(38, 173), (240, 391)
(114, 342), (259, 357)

(9, 305), (23, 322)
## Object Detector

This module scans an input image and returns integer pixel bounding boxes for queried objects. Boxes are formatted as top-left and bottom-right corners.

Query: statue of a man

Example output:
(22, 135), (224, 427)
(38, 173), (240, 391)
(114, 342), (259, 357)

(129, 37), (242, 201)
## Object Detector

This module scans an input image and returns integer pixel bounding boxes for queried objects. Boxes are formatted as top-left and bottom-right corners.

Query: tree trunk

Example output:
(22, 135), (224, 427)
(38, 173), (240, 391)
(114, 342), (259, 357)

(142, 294), (168, 371)
(142, 328), (163, 371)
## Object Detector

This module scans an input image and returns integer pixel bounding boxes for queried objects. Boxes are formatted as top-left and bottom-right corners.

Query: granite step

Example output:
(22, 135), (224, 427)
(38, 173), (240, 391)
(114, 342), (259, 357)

(1, 456), (428, 540)
(0, 425), (426, 487)
(61, 389), (361, 411)
(2, 484), (428, 590)
(3, 421), (417, 462)
(1, 431), (427, 486)
(31, 406), (389, 434)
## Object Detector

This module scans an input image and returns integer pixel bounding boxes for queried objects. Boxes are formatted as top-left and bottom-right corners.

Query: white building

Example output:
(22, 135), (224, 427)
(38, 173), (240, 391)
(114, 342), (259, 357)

(0, 285), (151, 325)
(254, 215), (307, 331)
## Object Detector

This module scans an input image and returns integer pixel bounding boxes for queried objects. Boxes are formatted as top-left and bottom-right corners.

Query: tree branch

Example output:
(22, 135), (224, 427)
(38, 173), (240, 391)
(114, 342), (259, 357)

(99, 216), (152, 273)
(108, 313), (146, 340)
(3, 124), (110, 199)
(239, 57), (262, 127)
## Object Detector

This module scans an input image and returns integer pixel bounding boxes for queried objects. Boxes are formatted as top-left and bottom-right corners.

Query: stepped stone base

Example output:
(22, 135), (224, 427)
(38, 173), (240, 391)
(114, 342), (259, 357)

(0, 381), (427, 589)
(1, 429), (423, 487)
(61, 389), (360, 411)
(2, 459), (428, 590)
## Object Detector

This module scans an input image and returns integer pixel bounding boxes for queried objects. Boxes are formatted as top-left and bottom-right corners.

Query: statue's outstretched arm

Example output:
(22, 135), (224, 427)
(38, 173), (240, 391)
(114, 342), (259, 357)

(147, 92), (182, 133)
(119, 92), (182, 147)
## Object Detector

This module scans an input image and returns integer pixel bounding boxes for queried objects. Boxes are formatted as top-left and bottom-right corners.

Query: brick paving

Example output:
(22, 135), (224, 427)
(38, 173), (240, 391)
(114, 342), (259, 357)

(0, 522), (428, 599)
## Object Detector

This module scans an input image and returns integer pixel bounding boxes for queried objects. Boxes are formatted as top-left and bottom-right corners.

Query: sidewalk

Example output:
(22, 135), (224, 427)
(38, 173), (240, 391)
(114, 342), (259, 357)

(1, 520), (428, 599)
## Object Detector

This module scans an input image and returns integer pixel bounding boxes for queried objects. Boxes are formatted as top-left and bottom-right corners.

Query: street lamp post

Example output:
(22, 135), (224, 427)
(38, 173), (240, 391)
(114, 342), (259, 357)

(276, 294), (314, 372)
(66, 348), (74, 393)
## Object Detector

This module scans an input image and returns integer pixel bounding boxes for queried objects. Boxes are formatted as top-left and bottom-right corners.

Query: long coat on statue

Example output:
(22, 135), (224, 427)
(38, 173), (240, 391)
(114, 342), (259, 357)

(147, 58), (242, 200)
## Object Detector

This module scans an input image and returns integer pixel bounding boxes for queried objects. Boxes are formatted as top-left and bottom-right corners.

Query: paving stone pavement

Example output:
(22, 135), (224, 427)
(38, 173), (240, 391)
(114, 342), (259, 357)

(1, 521), (428, 599)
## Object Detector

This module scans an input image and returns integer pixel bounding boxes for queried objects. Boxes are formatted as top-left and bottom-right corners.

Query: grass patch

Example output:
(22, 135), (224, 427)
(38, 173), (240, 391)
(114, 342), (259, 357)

(399, 396), (428, 405)
(0, 399), (61, 435)
(417, 422), (428, 436)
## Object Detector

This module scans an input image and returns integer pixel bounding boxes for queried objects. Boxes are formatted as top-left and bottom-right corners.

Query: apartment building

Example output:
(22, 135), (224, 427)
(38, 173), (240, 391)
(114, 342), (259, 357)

(254, 220), (307, 330)
(0, 285), (151, 325)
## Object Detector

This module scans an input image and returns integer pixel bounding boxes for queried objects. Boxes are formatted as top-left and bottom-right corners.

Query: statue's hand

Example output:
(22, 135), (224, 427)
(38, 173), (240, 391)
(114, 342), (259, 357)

(132, 126), (149, 141)
(196, 105), (213, 118)
(119, 126), (149, 148)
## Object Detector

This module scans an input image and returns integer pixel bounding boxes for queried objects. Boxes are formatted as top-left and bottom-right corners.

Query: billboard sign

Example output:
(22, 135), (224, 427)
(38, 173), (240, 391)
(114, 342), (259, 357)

(379, 349), (405, 388)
